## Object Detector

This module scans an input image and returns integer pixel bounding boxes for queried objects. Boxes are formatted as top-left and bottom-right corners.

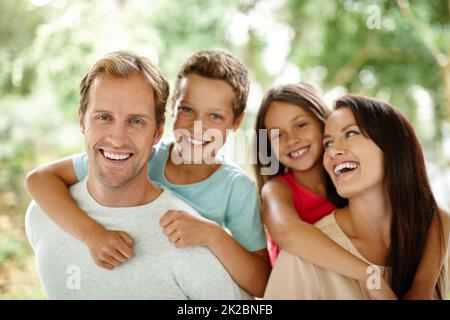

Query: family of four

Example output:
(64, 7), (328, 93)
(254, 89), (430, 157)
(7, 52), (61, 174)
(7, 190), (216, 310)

(25, 50), (449, 300)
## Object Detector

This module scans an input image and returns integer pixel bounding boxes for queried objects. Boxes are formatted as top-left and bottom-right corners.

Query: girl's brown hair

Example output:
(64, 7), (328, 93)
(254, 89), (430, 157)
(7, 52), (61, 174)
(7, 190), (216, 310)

(254, 83), (347, 208)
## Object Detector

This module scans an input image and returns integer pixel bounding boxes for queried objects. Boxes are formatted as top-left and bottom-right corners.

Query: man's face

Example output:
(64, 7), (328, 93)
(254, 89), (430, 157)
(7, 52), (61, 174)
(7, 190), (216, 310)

(79, 73), (163, 188)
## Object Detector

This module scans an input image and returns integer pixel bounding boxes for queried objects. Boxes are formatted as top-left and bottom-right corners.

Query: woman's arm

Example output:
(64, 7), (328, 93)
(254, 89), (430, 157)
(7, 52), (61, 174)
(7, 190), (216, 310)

(25, 157), (134, 269)
(160, 210), (271, 297)
(261, 178), (396, 299)
(403, 209), (450, 299)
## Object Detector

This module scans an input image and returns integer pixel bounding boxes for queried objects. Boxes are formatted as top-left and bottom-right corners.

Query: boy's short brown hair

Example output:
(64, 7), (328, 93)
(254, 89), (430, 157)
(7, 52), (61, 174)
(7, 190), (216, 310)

(79, 51), (169, 126)
(173, 49), (249, 119)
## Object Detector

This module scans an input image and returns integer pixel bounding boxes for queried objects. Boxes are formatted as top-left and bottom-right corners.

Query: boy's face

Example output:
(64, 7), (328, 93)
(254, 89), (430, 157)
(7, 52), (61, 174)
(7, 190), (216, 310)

(79, 73), (163, 188)
(172, 74), (243, 164)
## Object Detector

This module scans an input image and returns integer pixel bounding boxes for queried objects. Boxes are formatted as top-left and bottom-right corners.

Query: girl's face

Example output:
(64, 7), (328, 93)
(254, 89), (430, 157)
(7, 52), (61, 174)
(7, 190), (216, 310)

(322, 107), (384, 199)
(264, 101), (324, 173)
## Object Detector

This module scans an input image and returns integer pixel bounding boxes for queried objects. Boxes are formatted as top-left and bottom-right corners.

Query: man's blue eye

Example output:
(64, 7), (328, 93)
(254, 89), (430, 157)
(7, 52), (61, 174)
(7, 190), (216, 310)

(131, 118), (143, 125)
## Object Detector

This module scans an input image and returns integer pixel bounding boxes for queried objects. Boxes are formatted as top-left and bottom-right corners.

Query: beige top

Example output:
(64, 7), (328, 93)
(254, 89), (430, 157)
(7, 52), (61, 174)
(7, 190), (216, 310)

(264, 212), (448, 300)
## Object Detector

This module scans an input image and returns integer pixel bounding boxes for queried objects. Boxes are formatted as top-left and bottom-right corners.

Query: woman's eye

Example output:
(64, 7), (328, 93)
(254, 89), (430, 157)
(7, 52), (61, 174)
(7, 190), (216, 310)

(345, 130), (359, 138)
(323, 140), (332, 149)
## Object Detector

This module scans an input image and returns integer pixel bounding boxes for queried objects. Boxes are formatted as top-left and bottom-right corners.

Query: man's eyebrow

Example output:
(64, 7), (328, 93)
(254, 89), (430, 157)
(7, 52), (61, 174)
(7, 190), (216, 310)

(128, 113), (152, 119)
(323, 123), (358, 140)
(91, 109), (152, 119)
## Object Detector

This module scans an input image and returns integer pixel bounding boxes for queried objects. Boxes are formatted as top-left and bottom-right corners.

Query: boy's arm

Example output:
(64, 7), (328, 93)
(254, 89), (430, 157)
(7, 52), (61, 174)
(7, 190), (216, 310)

(25, 157), (134, 269)
(403, 209), (450, 300)
(160, 210), (271, 298)
(261, 179), (397, 299)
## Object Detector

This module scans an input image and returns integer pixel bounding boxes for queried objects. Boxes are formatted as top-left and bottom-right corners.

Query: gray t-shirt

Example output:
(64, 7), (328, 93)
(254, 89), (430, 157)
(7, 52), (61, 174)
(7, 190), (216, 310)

(25, 178), (250, 300)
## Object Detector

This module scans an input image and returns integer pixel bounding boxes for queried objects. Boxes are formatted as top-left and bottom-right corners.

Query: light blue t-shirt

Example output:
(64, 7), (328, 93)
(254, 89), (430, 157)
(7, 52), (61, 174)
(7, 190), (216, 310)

(72, 140), (267, 252)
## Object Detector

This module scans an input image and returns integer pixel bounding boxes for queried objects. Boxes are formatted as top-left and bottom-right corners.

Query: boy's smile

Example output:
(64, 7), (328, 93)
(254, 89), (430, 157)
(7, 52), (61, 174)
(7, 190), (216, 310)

(171, 74), (243, 164)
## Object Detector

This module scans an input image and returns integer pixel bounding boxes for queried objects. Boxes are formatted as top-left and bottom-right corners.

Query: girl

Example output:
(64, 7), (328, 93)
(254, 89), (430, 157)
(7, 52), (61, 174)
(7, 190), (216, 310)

(26, 49), (271, 297)
(263, 94), (448, 299)
(255, 84), (448, 299)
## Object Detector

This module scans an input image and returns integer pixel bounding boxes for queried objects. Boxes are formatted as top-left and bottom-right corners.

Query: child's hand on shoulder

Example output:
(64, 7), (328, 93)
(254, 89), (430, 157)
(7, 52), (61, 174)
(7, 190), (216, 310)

(160, 210), (220, 248)
(83, 224), (135, 270)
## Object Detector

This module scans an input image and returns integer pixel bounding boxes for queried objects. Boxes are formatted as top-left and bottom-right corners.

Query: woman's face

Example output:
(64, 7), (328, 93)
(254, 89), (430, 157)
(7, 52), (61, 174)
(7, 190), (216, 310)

(264, 101), (325, 173)
(322, 107), (384, 199)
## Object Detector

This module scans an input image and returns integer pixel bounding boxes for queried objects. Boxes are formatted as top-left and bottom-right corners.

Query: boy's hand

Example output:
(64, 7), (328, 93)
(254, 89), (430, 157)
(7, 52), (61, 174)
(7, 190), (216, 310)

(83, 225), (135, 270)
(160, 210), (220, 248)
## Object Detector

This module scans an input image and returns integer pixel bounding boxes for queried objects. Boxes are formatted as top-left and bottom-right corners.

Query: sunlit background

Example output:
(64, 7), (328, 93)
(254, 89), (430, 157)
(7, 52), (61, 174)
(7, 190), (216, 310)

(1, 0), (449, 299)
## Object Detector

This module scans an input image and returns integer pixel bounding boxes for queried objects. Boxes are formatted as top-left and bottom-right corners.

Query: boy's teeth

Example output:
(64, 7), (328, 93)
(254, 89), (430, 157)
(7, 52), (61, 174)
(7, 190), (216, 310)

(187, 136), (207, 146)
(103, 151), (131, 160)
(333, 162), (358, 176)
(291, 148), (308, 158)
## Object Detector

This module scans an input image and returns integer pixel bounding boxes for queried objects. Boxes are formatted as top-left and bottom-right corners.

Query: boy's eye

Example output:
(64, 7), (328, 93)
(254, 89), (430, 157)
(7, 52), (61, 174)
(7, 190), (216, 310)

(210, 113), (223, 120)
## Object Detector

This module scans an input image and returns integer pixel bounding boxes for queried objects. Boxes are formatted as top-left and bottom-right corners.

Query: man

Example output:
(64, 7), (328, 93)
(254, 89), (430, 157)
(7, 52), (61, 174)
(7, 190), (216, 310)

(25, 51), (249, 300)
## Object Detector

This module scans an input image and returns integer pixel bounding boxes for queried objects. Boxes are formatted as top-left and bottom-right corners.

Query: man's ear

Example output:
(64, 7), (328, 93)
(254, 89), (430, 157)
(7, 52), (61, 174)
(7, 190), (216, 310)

(231, 112), (245, 131)
(153, 116), (165, 146)
(78, 108), (86, 134)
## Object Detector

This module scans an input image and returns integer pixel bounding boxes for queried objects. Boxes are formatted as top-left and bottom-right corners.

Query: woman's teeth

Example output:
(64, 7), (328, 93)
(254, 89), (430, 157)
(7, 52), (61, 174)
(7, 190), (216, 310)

(333, 162), (358, 177)
(102, 151), (131, 160)
(290, 147), (308, 159)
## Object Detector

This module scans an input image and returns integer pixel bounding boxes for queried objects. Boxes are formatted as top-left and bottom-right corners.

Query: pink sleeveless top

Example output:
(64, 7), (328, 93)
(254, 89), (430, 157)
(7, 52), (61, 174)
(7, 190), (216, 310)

(268, 172), (337, 265)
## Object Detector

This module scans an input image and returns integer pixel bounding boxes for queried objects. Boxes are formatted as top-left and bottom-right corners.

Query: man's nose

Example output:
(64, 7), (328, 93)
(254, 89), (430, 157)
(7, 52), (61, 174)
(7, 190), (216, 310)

(108, 123), (128, 147)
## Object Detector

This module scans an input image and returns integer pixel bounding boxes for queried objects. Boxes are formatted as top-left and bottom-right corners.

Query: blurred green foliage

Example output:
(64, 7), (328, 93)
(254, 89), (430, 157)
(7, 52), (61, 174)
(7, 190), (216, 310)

(0, 0), (449, 299)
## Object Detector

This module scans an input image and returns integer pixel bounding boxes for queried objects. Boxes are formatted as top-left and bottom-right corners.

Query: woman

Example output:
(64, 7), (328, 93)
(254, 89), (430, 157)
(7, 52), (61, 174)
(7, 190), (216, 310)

(264, 95), (449, 299)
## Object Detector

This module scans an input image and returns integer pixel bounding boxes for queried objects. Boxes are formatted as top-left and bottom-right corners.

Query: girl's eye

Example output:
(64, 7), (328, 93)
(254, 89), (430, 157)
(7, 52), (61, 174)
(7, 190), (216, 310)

(270, 131), (281, 141)
(345, 130), (359, 139)
(297, 122), (307, 128)
(323, 140), (332, 149)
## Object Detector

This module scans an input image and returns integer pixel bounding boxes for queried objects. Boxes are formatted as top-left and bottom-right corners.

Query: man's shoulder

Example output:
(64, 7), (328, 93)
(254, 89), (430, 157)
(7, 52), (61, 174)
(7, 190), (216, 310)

(157, 188), (202, 217)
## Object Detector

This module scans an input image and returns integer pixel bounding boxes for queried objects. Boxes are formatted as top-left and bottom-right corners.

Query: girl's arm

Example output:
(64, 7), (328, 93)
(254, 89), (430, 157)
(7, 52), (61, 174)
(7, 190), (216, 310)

(261, 178), (396, 299)
(403, 209), (450, 299)
(25, 157), (134, 269)
(160, 210), (271, 298)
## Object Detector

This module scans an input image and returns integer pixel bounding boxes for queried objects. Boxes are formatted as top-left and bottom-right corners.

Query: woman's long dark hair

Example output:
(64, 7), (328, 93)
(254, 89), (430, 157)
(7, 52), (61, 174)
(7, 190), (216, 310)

(335, 95), (446, 298)
(254, 83), (347, 208)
